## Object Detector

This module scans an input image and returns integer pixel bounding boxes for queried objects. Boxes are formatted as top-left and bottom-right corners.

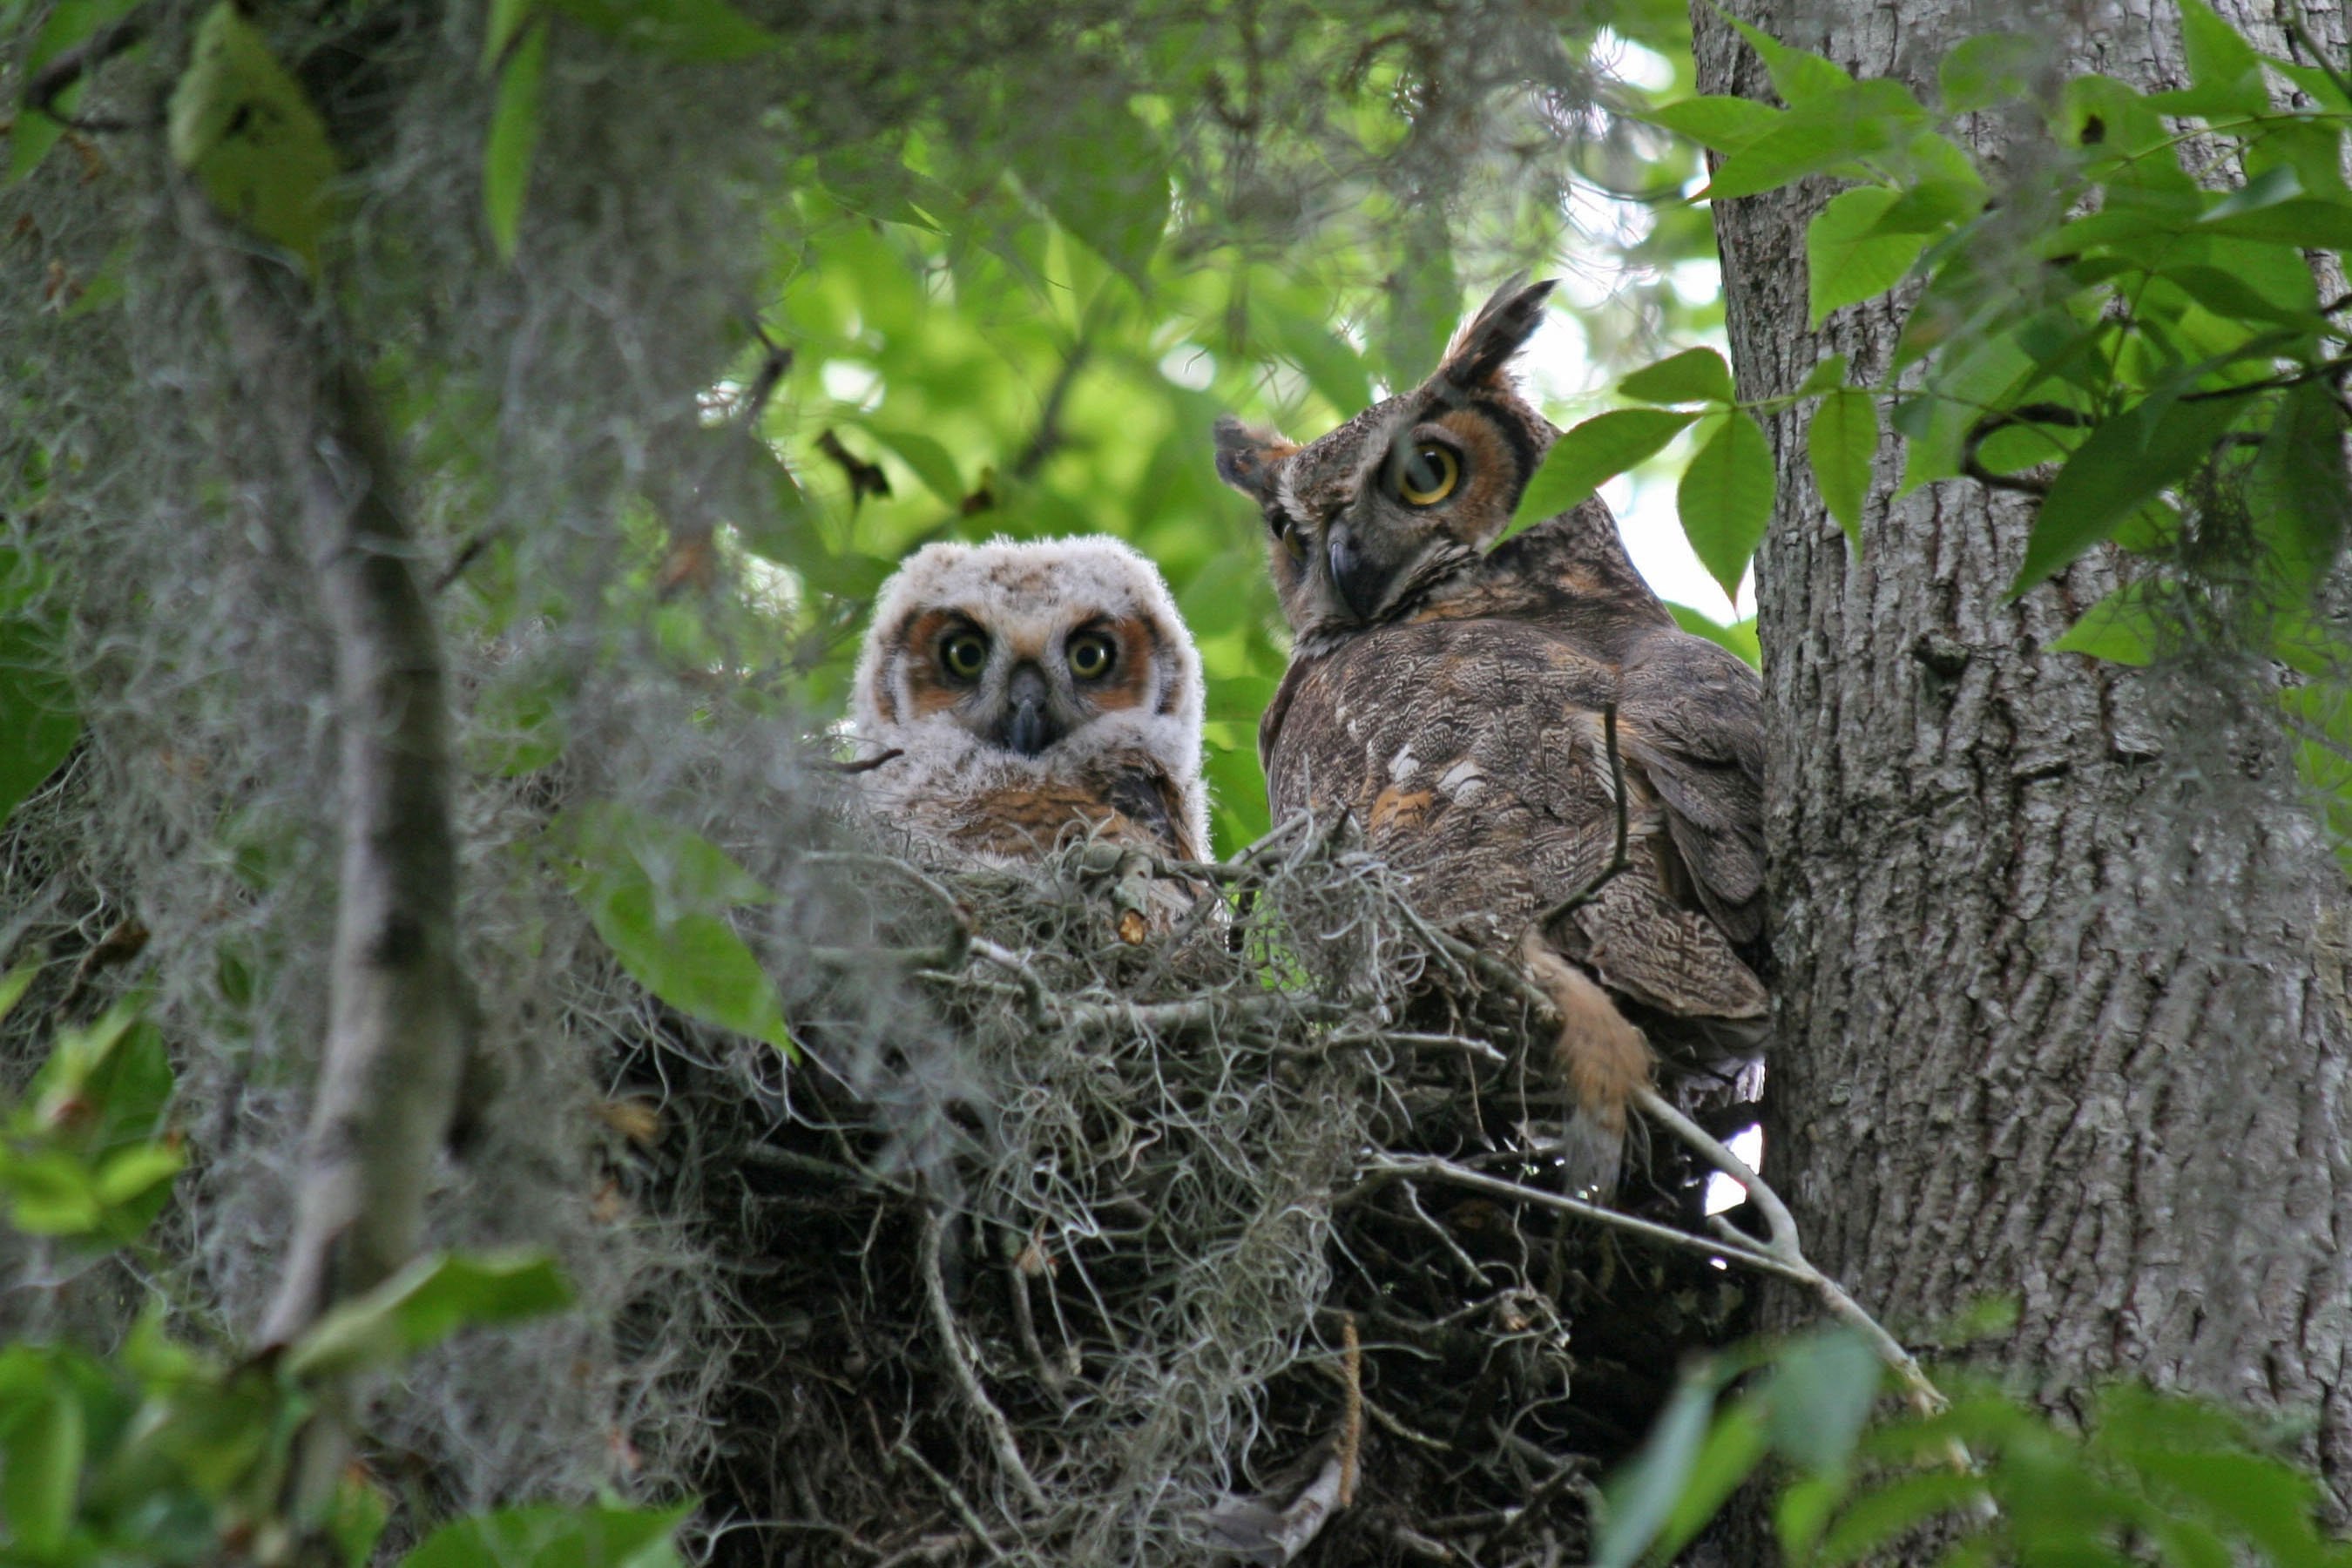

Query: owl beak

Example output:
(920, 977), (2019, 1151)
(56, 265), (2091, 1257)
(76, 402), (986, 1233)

(998, 663), (1062, 758)
(1327, 523), (1390, 623)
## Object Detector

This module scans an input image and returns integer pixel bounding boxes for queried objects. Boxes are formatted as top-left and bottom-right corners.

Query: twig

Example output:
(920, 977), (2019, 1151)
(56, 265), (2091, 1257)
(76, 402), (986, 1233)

(1632, 1087), (1948, 1417)
(918, 1205), (1051, 1515)
(967, 938), (1050, 1026)
(24, 2), (152, 133)
(2284, 17), (2352, 114)
(429, 529), (501, 594)
(891, 1441), (1011, 1565)
(1354, 1154), (1812, 1283)
(1385, 918), (1950, 1416)
(1538, 704), (1630, 929)
(826, 747), (904, 775)
(1004, 1240), (1068, 1404)
(1006, 336), (1092, 484)
(1336, 1315), (1363, 1508)
(740, 321), (794, 429)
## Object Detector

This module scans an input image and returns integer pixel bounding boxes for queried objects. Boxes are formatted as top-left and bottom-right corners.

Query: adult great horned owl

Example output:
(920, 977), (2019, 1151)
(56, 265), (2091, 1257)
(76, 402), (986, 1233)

(1213, 280), (1768, 1187)
(849, 536), (1211, 866)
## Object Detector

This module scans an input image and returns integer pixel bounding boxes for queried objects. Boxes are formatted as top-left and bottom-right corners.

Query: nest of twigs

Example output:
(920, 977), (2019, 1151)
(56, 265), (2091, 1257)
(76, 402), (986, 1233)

(629, 814), (1760, 1568)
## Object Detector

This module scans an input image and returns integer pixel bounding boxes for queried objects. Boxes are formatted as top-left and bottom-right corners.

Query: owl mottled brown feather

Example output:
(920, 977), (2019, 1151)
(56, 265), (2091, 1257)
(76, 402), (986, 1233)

(1221, 279), (1768, 1188)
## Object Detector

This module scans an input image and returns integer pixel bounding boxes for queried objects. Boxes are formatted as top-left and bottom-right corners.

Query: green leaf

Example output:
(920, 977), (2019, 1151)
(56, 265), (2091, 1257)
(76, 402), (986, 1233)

(1594, 1374), (1722, 1568)
(0, 1377), (82, 1552)
(2249, 381), (2350, 596)
(332, 1470), (392, 1568)
(1648, 94), (1782, 153)
(1666, 604), (1762, 668)
(1702, 109), (1875, 202)
(0, 962), (36, 1029)
(483, 0), (537, 66)
(556, 803), (793, 1052)
(1509, 409), (1698, 533)
(166, 3), (341, 277)
(1808, 386), (1877, 544)
(1619, 348), (1735, 405)
(1867, 176), (1985, 236)
(1269, 309), (1372, 415)
(2050, 582), (2166, 666)
(287, 1251), (571, 1379)
(1678, 410), (1775, 598)
(12, 0), (143, 181)
(1816, 1469), (1986, 1566)
(402, 1503), (693, 1568)
(2131, 1452), (2326, 1568)
(483, 20), (547, 262)
(1938, 33), (2038, 112)
(862, 426), (964, 508)
(2200, 199), (2352, 249)
(2173, 0), (2268, 116)
(1653, 1404), (1772, 1563)
(1002, 90), (1168, 287)
(1798, 353), (1850, 396)
(2010, 397), (2241, 592)
(544, 0), (774, 61)
(1764, 1330), (1882, 1473)
(33, 1008), (173, 1169)
(561, 801), (772, 916)
(1808, 187), (1930, 325)
(1728, 17), (1853, 104)
(1776, 1471), (1849, 1564)
(0, 549), (80, 831)
(92, 1142), (183, 1207)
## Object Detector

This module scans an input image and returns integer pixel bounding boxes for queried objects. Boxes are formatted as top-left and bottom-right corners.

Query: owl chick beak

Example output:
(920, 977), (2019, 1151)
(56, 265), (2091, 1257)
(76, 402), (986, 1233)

(997, 662), (1064, 758)
(1326, 523), (1391, 624)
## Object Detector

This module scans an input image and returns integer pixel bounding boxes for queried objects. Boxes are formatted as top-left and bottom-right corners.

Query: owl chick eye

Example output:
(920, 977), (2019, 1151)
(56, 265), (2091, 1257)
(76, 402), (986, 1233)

(1066, 631), (1117, 680)
(1395, 443), (1462, 507)
(939, 629), (990, 681)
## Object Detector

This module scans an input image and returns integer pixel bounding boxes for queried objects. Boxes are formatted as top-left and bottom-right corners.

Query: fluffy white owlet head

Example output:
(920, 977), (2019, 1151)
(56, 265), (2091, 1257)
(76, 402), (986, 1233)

(848, 535), (1210, 862)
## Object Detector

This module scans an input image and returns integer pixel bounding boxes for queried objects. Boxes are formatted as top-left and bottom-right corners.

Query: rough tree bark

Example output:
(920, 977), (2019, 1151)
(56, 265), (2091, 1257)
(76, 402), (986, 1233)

(1696, 0), (2352, 1497)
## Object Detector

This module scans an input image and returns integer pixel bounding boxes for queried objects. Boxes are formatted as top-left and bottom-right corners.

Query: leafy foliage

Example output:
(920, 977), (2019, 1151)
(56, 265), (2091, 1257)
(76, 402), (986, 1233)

(0, 989), (682, 1568)
(1599, 1322), (2352, 1568)
(1619, 1), (2352, 618)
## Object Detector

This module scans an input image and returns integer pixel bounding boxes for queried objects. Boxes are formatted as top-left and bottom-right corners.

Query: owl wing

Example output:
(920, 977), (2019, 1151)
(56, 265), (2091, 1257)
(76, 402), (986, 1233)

(1262, 618), (1766, 1035)
(1614, 625), (1767, 952)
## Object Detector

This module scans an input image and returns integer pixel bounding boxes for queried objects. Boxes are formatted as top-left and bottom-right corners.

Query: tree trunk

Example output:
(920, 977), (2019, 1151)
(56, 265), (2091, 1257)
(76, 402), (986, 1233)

(1696, 0), (2352, 1495)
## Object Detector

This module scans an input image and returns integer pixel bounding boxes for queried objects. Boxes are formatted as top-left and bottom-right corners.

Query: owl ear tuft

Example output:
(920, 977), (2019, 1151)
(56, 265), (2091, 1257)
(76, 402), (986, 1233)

(1438, 274), (1557, 392)
(1213, 415), (1297, 506)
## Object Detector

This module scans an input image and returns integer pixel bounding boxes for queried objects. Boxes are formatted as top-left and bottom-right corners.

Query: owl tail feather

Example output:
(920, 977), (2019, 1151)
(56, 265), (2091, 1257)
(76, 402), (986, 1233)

(1519, 932), (1653, 1196)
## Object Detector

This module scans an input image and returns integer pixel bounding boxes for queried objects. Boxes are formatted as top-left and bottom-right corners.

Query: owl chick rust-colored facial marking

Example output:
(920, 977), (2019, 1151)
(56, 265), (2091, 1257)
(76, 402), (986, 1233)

(848, 535), (1213, 870)
(1213, 277), (1770, 1193)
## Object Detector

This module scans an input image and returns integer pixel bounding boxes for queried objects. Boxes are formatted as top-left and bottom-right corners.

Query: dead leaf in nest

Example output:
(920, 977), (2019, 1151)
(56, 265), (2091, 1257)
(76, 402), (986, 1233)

(1117, 909), (1148, 946)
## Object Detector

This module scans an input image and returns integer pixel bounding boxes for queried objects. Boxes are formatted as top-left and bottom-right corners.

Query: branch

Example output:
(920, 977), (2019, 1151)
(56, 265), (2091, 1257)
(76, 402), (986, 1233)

(1406, 916), (1948, 1416)
(178, 182), (468, 1518)
(1633, 1088), (1945, 1416)
(24, 2), (152, 134)
(919, 1204), (1051, 1515)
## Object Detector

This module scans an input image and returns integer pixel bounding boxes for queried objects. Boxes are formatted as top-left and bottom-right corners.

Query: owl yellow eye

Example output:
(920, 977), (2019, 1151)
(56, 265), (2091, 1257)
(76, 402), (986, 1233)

(1396, 443), (1461, 507)
(940, 629), (990, 680)
(1277, 519), (1308, 563)
(1067, 632), (1117, 680)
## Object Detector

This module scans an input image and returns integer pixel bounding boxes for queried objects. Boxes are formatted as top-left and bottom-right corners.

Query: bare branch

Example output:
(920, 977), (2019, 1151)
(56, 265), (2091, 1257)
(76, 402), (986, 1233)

(919, 1204), (1051, 1515)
